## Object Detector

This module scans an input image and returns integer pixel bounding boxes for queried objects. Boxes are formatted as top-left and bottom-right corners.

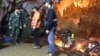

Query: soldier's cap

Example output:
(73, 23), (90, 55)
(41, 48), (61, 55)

(44, 0), (52, 5)
(15, 6), (22, 10)
(32, 6), (39, 11)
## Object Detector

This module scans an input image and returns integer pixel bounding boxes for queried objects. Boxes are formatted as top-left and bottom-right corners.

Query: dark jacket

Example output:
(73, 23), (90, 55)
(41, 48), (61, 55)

(20, 9), (28, 27)
(45, 7), (56, 30)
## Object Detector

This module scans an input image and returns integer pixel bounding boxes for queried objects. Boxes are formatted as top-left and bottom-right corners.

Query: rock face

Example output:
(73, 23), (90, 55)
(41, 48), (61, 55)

(0, 0), (100, 38)
(54, 0), (100, 38)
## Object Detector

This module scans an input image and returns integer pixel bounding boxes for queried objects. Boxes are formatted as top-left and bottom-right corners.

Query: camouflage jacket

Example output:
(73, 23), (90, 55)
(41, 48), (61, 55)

(8, 12), (21, 28)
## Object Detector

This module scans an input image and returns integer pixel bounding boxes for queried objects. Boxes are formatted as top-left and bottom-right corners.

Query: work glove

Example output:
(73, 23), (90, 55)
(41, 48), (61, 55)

(46, 30), (49, 34)
(9, 26), (12, 29)
(20, 26), (22, 29)
(23, 24), (26, 28)
(33, 28), (35, 31)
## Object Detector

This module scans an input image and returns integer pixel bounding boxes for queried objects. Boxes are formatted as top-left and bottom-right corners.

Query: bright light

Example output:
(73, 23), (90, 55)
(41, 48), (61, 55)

(76, 43), (82, 50)
(55, 36), (70, 48)
(56, 0), (89, 16)
(56, 0), (73, 16)
(73, 0), (89, 8)
(55, 38), (70, 48)
(76, 43), (85, 53)
(55, 37), (63, 47)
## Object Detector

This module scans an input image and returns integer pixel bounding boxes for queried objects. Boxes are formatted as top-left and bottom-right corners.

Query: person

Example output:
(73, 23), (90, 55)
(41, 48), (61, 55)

(44, 0), (57, 56)
(8, 7), (22, 45)
(31, 6), (41, 49)
(18, 8), (28, 43)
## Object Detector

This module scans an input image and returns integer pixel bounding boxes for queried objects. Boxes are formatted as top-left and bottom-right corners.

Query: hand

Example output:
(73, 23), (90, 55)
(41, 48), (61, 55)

(46, 30), (49, 34)
(33, 28), (35, 31)
(9, 26), (12, 29)
(23, 24), (26, 28)
(20, 26), (22, 29)
(32, 26), (36, 31)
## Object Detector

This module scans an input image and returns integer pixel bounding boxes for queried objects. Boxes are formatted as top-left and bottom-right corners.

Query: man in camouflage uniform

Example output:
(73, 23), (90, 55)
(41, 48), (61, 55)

(8, 7), (22, 45)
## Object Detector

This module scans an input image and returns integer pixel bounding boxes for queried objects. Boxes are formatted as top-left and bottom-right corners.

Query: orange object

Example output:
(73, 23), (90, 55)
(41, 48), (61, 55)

(31, 11), (41, 29)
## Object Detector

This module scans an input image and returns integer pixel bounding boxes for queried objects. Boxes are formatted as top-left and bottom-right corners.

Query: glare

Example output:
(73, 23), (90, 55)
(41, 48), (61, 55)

(56, 0), (89, 16)
(76, 43), (85, 53)
(76, 43), (82, 50)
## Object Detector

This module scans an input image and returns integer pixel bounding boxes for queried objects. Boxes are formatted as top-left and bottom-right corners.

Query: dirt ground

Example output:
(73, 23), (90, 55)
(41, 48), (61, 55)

(0, 38), (66, 56)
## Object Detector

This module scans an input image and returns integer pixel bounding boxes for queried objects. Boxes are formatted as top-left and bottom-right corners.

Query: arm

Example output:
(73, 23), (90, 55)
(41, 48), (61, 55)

(19, 15), (22, 29)
(8, 14), (13, 29)
(45, 9), (54, 30)
(20, 11), (26, 28)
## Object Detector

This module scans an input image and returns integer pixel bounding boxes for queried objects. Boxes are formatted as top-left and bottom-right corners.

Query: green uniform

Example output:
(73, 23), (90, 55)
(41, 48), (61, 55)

(8, 12), (21, 44)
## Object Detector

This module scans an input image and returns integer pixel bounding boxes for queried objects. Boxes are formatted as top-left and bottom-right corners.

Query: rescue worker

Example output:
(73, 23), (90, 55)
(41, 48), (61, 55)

(31, 6), (41, 48)
(8, 7), (22, 45)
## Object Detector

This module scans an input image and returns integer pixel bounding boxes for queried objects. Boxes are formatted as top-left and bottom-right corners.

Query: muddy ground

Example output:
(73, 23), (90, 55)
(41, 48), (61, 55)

(0, 38), (66, 56)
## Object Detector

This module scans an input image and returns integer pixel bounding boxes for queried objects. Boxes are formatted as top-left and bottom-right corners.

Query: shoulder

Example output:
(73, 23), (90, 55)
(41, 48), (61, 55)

(10, 13), (15, 17)
(49, 7), (54, 10)
(48, 8), (54, 13)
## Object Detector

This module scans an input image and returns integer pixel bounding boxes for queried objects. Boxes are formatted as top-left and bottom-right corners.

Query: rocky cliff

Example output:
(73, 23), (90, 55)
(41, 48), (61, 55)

(54, 0), (100, 38)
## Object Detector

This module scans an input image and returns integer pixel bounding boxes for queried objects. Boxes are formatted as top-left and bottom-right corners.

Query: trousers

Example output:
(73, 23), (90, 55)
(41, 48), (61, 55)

(9, 26), (20, 44)
(32, 28), (40, 46)
(48, 27), (55, 55)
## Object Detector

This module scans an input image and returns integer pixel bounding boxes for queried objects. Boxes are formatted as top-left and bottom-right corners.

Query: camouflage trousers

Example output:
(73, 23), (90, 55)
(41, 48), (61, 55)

(9, 26), (20, 45)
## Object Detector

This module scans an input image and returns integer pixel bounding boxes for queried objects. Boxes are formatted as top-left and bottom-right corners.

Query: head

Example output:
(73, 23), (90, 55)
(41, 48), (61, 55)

(44, 0), (52, 8)
(15, 7), (22, 14)
(32, 6), (39, 12)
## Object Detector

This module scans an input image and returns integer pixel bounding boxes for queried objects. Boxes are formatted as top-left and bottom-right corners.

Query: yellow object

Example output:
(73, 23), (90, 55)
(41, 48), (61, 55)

(71, 33), (74, 38)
